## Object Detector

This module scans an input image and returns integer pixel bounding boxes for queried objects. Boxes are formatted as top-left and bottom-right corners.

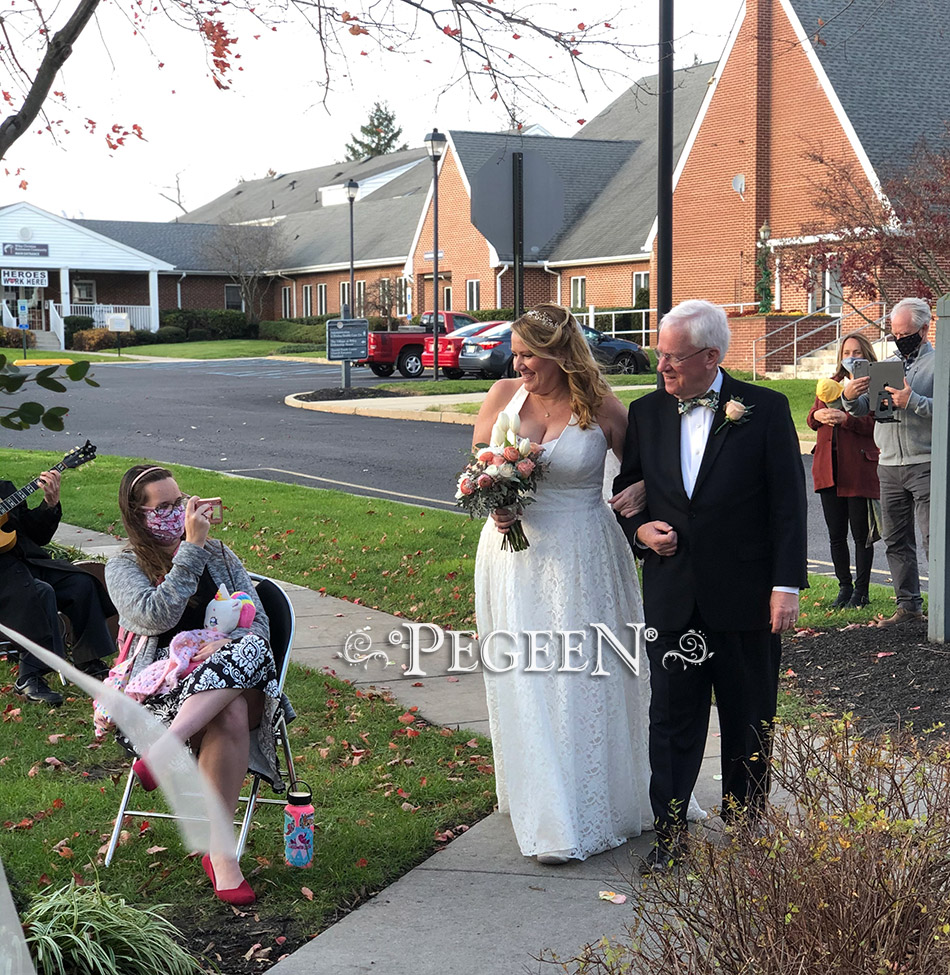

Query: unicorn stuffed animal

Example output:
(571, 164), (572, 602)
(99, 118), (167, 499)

(125, 586), (256, 701)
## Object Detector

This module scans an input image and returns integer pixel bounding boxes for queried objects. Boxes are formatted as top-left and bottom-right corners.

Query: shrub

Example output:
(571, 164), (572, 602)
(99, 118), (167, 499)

(471, 308), (516, 322)
(63, 315), (95, 348)
(187, 328), (212, 342)
(276, 343), (325, 354)
(71, 328), (117, 351)
(0, 328), (35, 349)
(153, 325), (186, 344)
(567, 717), (950, 975)
(23, 878), (202, 975)
(258, 320), (323, 343)
(159, 309), (255, 339)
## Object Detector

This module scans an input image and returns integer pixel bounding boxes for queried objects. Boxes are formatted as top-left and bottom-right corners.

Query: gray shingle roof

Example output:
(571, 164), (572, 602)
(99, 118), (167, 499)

(787, 0), (950, 178)
(549, 62), (717, 261)
(73, 219), (235, 272)
(448, 130), (637, 262)
(177, 148), (430, 223)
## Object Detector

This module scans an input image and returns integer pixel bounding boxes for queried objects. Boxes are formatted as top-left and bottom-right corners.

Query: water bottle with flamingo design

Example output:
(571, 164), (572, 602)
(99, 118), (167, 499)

(284, 781), (314, 868)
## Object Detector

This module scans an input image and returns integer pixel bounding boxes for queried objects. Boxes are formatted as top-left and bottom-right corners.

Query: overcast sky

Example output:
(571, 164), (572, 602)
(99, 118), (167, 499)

(4, 0), (741, 222)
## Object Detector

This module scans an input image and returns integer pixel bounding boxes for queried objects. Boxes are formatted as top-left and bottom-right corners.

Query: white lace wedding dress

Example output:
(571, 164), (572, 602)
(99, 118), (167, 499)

(475, 385), (654, 860)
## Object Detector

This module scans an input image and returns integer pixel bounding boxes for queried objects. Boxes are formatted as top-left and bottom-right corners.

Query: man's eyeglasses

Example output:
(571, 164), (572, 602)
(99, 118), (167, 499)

(141, 496), (187, 514)
(656, 347), (711, 365)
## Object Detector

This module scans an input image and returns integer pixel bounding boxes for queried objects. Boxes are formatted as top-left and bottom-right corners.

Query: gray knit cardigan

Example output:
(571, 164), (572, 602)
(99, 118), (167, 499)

(105, 538), (288, 788)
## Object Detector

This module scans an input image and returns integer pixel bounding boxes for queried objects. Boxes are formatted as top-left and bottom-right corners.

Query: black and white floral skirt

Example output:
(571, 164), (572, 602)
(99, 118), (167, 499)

(118, 634), (288, 787)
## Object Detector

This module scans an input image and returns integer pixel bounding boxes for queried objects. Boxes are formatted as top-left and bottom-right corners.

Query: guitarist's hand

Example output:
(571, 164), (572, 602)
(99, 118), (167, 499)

(38, 470), (61, 507)
(183, 495), (210, 548)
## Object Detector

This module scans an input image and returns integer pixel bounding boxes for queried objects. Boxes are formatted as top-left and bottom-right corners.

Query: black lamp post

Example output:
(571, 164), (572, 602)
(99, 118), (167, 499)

(345, 179), (359, 319)
(425, 128), (446, 381)
(343, 178), (359, 388)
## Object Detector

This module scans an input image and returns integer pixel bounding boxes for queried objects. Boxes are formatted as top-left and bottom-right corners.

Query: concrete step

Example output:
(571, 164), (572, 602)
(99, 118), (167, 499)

(29, 330), (61, 350)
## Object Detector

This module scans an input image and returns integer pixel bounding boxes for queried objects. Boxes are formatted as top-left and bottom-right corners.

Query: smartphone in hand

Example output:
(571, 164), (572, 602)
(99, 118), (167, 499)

(196, 498), (223, 524)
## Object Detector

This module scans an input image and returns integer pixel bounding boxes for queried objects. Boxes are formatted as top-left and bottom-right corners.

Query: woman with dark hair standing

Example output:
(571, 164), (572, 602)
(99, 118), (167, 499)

(106, 465), (285, 905)
(807, 333), (881, 608)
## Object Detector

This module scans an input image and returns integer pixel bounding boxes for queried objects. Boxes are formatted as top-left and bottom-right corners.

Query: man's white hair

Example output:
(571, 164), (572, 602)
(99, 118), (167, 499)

(890, 297), (931, 332)
(659, 299), (731, 362)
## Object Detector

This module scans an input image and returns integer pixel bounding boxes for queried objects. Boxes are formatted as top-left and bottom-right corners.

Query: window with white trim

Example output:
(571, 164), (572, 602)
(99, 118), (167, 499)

(224, 283), (243, 311)
(396, 279), (410, 316)
(379, 278), (392, 316)
(281, 285), (292, 319)
(340, 281), (351, 315)
(355, 280), (366, 317)
(465, 279), (481, 311)
(302, 284), (313, 317)
(72, 280), (96, 304)
(317, 283), (327, 316)
(570, 276), (587, 308)
(632, 271), (650, 303)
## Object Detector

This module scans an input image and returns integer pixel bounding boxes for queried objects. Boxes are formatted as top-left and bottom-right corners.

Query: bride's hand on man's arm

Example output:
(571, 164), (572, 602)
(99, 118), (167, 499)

(609, 481), (646, 518)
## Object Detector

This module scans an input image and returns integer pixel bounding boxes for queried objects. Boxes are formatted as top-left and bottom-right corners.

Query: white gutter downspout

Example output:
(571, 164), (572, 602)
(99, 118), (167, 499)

(496, 265), (507, 309)
(543, 264), (561, 305)
(177, 272), (187, 309)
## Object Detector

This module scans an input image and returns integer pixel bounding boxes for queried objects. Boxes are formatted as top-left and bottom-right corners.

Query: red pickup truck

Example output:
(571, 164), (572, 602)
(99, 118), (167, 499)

(360, 311), (480, 378)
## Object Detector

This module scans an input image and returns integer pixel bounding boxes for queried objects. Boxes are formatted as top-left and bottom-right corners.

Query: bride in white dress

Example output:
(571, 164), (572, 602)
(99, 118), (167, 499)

(473, 304), (670, 864)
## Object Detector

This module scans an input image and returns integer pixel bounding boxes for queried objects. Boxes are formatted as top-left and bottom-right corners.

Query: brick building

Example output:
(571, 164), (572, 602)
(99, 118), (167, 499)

(3, 0), (944, 368)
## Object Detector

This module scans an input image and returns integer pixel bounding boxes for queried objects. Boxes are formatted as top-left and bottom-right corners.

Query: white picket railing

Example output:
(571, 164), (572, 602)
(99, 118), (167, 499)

(52, 303), (153, 331)
(48, 303), (65, 350)
(1, 302), (15, 329)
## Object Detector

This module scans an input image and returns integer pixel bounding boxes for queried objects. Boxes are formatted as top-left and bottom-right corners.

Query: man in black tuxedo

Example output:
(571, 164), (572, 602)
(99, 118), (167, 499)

(614, 300), (807, 870)
(1, 471), (114, 706)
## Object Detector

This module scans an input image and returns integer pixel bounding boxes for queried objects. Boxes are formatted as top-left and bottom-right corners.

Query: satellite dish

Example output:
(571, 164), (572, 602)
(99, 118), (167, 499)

(732, 174), (746, 201)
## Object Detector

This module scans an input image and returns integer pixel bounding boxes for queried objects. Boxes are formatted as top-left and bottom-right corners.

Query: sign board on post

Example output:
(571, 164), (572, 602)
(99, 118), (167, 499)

(3, 269), (49, 288)
(16, 300), (29, 327)
(325, 319), (369, 361)
(326, 318), (369, 390)
(107, 314), (131, 332)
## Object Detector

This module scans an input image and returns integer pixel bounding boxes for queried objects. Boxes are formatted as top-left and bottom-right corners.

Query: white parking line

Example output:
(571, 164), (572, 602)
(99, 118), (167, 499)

(807, 557), (928, 583)
(224, 467), (458, 508)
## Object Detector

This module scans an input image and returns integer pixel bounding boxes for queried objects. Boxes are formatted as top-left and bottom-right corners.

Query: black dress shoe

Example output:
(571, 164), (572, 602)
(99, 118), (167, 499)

(847, 591), (869, 608)
(77, 659), (110, 681)
(638, 843), (686, 876)
(14, 675), (64, 706)
(832, 586), (854, 608)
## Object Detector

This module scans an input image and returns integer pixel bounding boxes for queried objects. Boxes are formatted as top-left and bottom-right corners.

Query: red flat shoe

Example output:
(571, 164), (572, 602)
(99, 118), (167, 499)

(131, 758), (158, 792)
(201, 854), (256, 906)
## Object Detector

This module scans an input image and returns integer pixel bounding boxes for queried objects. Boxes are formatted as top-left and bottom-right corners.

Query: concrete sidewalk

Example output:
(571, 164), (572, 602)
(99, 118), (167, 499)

(54, 522), (725, 975)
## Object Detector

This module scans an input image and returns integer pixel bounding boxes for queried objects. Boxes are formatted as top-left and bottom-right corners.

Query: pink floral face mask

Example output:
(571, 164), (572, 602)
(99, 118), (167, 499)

(143, 501), (186, 543)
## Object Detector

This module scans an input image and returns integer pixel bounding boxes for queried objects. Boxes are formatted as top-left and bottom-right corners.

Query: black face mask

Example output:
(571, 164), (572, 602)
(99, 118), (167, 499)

(893, 331), (923, 359)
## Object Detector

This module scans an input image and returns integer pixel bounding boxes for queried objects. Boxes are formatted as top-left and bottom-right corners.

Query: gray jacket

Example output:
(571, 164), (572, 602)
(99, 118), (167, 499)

(105, 539), (287, 787)
(843, 341), (934, 466)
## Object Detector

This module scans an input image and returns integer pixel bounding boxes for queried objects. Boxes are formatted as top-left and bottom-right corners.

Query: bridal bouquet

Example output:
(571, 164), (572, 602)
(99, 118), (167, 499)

(455, 411), (547, 552)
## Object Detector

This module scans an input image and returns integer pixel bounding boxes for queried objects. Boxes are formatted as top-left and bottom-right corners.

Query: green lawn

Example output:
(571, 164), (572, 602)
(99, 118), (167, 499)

(121, 340), (309, 359)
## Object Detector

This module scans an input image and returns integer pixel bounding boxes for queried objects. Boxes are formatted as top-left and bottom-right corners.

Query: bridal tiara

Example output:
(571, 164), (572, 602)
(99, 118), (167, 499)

(524, 309), (561, 329)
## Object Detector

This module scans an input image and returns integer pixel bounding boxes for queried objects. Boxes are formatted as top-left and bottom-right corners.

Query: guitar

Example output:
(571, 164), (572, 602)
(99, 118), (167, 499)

(0, 441), (98, 553)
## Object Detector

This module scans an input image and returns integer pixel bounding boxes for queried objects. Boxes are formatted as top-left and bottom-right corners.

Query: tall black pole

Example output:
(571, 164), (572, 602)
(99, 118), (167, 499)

(513, 152), (525, 319)
(433, 156), (440, 381)
(657, 0), (674, 324)
(345, 195), (355, 388)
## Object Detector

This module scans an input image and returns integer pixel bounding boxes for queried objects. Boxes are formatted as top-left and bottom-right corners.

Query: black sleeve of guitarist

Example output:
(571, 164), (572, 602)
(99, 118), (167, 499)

(1, 479), (62, 554)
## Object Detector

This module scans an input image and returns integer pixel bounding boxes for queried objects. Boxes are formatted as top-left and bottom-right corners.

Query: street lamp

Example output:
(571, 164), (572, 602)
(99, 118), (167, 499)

(425, 128), (446, 381)
(346, 179), (359, 320)
(343, 178), (359, 389)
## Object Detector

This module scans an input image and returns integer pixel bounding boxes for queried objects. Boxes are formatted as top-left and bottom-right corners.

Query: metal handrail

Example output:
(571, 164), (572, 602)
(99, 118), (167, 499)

(752, 302), (886, 378)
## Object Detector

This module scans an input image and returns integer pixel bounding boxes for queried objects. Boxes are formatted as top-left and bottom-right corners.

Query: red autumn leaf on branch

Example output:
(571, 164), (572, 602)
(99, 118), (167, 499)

(442, 25), (461, 36)
(349, 24), (369, 35)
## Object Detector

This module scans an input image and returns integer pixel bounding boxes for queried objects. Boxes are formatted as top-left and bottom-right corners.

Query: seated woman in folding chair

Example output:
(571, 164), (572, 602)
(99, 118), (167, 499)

(106, 464), (287, 907)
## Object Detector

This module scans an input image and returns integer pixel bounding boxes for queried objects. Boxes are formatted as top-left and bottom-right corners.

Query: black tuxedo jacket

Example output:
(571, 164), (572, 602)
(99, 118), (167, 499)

(614, 371), (808, 632)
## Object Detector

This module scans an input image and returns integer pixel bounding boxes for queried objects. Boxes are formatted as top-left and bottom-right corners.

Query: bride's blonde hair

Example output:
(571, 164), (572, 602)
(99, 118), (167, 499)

(512, 304), (611, 430)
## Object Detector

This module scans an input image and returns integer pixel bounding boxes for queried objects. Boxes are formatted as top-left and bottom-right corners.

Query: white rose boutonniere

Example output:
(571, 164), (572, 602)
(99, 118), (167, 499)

(714, 397), (754, 435)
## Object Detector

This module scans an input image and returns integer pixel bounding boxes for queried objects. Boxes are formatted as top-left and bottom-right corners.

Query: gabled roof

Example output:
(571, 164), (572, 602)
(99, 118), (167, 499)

(74, 219), (235, 272)
(177, 147), (430, 223)
(550, 62), (717, 261)
(786, 0), (950, 179)
(448, 130), (637, 262)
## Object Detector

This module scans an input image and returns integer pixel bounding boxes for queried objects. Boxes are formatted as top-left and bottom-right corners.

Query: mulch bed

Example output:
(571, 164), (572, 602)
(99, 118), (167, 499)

(782, 617), (950, 734)
(294, 386), (415, 402)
